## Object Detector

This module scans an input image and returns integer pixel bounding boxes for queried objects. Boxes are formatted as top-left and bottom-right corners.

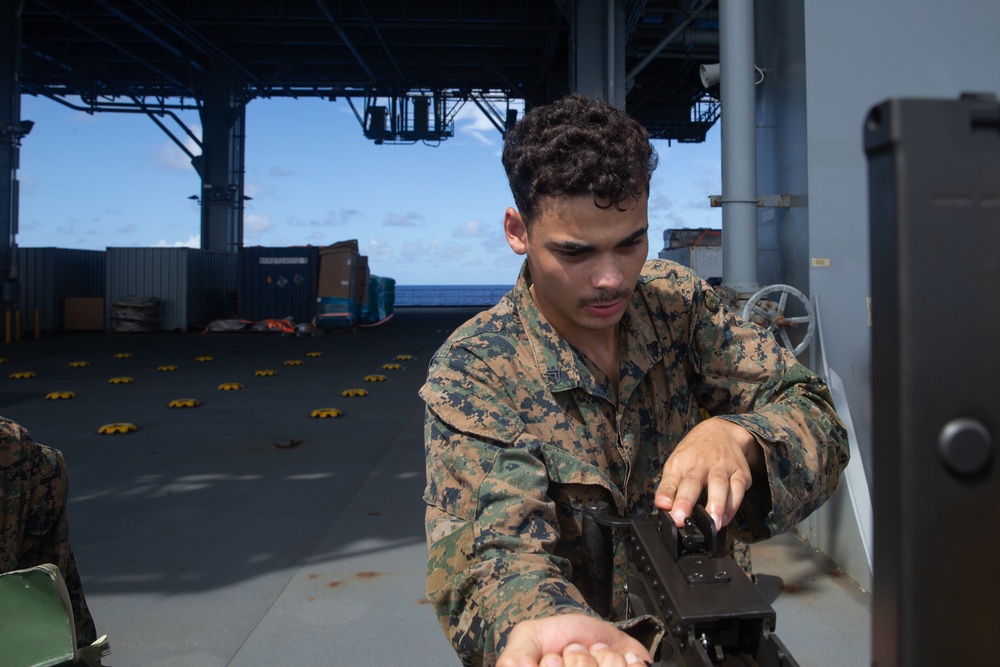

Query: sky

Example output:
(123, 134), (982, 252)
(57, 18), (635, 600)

(16, 94), (722, 285)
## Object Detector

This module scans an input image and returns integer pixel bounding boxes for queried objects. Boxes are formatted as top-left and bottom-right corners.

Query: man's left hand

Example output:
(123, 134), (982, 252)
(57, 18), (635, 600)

(654, 418), (763, 530)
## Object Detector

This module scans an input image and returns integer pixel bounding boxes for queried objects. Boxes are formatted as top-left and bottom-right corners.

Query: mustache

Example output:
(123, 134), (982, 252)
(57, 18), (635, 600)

(579, 288), (632, 307)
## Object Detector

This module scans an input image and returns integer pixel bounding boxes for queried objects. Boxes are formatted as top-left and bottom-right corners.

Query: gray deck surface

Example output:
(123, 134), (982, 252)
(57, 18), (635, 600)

(1, 307), (870, 666)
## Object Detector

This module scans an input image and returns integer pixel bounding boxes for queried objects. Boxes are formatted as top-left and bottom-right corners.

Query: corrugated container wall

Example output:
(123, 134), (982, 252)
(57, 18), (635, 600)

(106, 248), (237, 331)
(16, 248), (106, 332)
(239, 246), (319, 324)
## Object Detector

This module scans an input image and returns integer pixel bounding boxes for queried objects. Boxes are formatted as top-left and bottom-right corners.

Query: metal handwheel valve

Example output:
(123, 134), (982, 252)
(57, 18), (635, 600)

(741, 284), (816, 356)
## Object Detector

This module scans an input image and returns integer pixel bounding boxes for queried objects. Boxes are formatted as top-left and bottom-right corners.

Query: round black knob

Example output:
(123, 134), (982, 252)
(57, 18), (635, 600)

(938, 418), (992, 476)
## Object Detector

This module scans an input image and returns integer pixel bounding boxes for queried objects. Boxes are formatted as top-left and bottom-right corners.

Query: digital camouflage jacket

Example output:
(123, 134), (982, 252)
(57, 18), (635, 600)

(421, 260), (849, 666)
(0, 415), (98, 647)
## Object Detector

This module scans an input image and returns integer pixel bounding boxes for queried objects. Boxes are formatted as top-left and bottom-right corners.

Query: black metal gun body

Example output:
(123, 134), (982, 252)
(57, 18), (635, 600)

(582, 503), (798, 667)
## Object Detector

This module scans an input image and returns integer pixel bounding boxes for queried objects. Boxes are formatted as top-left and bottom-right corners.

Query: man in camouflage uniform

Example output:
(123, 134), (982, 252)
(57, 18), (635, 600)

(421, 95), (849, 667)
(1, 415), (98, 649)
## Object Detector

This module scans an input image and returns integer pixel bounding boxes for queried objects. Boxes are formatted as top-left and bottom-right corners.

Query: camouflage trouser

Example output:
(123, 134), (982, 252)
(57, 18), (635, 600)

(0, 416), (97, 647)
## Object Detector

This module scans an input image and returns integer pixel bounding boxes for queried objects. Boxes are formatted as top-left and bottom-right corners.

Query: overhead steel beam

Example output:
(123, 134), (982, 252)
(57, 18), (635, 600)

(132, 0), (260, 86)
(92, 0), (198, 71)
(625, 0), (713, 87)
(31, 0), (194, 96)
(358, 0), (405, 82)
(624, 0), (649, 41)
(316, 0), (377, 84)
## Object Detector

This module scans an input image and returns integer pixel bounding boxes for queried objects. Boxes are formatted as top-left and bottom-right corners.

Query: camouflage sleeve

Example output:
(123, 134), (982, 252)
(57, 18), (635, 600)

(0, 416), (98, 647)
(685, 280), (850, 541)
(421, 347), (598, 666)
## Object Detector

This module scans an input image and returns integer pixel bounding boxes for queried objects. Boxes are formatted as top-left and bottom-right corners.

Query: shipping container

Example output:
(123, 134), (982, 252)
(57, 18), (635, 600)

(106, 248), (237, 331)
(658, 246), (723, 282)
(239, 246), (319, 324)
(15, 248), (106, 333)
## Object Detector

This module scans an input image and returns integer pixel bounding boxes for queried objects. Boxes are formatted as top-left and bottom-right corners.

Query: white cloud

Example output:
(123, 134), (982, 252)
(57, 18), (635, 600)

(455, 104), (504, 147)
(383, 211), (423, 227)
(399, 239), (472, 262)
(152, 141), (198, 172)
(244, 211), (273, 241)
(401, 239), (439, 258)
(439, 241), (474, 260)
(308, 208), (360, 227)
(453, 218), (493, 238)
(455, 98), (524, 146)
(269, 165), (295, 178)
(650, 191), (675, 212)
(18, 172), (37, 194)
(154, 234), (199, 248)
(56, 219), (82, 236)
(148, 123), (201, 172)
(244, 181), (276, 200)
(364, 238), (393, 256)
(479, 231), (510, 255)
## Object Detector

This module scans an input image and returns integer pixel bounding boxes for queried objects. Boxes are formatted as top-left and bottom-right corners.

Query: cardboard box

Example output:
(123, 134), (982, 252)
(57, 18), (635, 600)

(325, 239), (359, 253)
(318, 247), (358, 299)
(64, 297), (105, 331)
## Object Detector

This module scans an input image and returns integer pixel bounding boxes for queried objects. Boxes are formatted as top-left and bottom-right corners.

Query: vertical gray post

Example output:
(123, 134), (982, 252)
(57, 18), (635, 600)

(572, 0), (626, 107)
(0, 0), (22, 301)
(195, 68), (246, 253)
(718, 0), (759, 293)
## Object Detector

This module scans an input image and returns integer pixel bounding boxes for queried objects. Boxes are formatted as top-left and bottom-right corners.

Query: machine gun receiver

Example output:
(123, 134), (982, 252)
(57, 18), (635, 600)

(582, 503), (799, 666)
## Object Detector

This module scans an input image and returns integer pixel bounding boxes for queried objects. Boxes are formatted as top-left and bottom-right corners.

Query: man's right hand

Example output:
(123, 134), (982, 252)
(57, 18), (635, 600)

(495, 613), (652, 667)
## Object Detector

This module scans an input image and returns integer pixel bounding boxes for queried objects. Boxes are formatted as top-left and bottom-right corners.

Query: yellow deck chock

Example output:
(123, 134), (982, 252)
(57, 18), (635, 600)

(254, 369), (277, 377)
(45, 391), (77, 400)
(218, 382), (244, 391)
(157, 365), (180, 372)
(168, 398), (200, 408)
(98, 422), (137, 434)
(341, 388), (369, 397)
(364, 374), (387, 382)
(311, 408), (343, 418)
(69, 361), (91, 368)
(108, 376), (134, 384)
(381, 363), (402, 370)
(195, 356), (215, 362)
(114, 353), (133, 359)
(283, 359), (303, 366)
(10, 371), (36, 379)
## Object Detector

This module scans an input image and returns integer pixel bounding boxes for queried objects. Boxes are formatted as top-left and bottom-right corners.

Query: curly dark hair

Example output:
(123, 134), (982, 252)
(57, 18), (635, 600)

(501, 94), (658, 226)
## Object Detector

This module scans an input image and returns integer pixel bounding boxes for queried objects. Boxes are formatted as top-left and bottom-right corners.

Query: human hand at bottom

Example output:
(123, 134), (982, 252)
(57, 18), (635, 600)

(495, 613), (652, 667)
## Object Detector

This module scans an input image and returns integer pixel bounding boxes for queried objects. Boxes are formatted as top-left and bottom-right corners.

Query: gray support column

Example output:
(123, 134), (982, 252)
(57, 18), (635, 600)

(571, 0), (626, 107)
(195, 68), (246, 253)
(719, 0), (759, 293)
(0, 0), (23, 301)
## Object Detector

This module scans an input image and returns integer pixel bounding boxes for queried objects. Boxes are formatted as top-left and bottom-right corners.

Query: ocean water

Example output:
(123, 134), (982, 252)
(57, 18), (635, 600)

(394, 285), (513, 307)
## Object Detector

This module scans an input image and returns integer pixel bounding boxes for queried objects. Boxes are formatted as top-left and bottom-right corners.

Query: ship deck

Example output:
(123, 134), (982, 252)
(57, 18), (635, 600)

(1, 307), (870, 666)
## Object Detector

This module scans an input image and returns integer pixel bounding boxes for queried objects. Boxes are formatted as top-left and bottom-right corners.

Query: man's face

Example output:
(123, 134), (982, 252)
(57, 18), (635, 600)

(504, 195), (649, 343)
